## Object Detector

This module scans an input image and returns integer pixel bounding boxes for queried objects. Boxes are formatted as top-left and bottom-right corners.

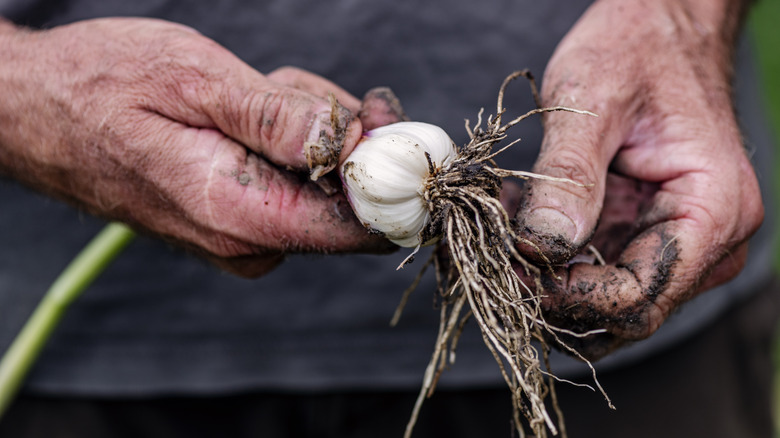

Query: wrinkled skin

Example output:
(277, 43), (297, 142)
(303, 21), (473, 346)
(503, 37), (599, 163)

(0, 18), (400, 277)
(514, 0), (763, 360)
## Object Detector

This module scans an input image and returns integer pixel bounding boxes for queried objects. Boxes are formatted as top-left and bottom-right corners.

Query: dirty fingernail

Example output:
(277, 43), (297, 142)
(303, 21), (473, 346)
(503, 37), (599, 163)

(524, 207), (577, 243)
(304, 108), (344, 181)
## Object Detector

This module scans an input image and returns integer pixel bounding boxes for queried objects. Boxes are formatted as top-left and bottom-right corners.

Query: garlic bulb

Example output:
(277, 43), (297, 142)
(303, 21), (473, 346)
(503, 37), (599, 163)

(340, 121), (457, 247)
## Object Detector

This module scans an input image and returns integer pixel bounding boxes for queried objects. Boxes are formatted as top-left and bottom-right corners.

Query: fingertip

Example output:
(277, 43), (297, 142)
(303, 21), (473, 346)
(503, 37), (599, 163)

(306, 99), (359, 181)
(514, 138), (610, 264)
(517, 206), (581, 264)
(358, 87), (408, 131)
(525, 207), (578, 242)
(338, 116), (364, 166)
(515, 172), (599, 264)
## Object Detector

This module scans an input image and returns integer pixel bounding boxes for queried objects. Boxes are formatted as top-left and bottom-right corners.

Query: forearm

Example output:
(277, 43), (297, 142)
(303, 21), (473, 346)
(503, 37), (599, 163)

(0, 22), (83, 203)
(675, 0), (753, 44)
(0, 21), (44, 183)
(544, 0), (752, 134)
(666, 0), (751, 76)
(598, 0), (752, 39)
(590, 0), (751, 78)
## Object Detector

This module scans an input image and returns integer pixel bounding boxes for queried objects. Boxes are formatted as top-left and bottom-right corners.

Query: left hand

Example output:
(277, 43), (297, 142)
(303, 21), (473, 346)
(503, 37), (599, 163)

(0, 18), (402, 278)
(513, 0), (763, 360)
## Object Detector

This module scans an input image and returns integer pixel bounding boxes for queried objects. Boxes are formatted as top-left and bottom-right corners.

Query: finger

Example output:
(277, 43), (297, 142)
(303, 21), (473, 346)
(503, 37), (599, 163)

(357, 87), (409, 131)
(264, 70), (413, 169)
(514, 35), (647, 265)
(515, 98), (630, 265)
(337, 87), (410, 162)
(544, 180), (758, 343)
(142, 44), (362, 180)
(266, 66), (362, 113)
(544, 223), (684, 342)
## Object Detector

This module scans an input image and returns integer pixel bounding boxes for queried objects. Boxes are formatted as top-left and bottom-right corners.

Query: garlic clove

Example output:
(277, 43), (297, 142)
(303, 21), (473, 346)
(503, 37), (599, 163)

(346, 144), (427, 203)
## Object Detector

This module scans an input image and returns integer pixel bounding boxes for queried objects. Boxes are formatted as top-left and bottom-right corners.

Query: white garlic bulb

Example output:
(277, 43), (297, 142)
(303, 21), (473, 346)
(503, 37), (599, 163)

(340, 121), (457, 248)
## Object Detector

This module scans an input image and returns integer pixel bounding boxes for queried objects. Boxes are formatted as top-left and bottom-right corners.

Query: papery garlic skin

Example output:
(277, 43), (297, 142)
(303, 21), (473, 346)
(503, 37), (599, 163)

(340, 122), (457, 247)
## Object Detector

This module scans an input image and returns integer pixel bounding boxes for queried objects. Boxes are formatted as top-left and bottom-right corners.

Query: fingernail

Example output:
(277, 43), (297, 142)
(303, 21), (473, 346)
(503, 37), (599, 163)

(524, 207), (577, 243)
(305, 111), (327, 144)
(304, 110), (340, 181)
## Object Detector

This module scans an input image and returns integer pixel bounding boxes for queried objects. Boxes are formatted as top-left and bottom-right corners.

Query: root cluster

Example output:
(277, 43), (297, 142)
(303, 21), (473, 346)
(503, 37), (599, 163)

(394, 71), (610, 438)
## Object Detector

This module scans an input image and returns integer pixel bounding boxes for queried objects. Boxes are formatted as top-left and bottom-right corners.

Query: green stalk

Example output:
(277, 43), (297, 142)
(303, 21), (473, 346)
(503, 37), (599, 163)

(0, 222), (135, 418)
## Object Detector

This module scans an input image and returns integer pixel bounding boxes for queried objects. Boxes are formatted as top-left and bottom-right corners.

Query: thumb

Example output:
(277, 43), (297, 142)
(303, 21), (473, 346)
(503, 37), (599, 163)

(516, 107), (622, 264)
(147, 48), (361, 180)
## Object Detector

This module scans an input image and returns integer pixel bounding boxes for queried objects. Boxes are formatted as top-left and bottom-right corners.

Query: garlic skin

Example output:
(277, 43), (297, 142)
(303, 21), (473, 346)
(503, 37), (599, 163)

(340, 121), (457, 248)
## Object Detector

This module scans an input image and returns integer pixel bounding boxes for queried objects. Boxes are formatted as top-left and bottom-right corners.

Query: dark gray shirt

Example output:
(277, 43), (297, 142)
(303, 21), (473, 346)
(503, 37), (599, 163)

(0, 0), (775, 394)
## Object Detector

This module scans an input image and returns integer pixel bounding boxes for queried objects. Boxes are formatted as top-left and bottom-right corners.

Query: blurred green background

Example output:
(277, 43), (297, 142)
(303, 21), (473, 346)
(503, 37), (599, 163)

(749, 0), (780, 434)
(752, 2), (780, 231)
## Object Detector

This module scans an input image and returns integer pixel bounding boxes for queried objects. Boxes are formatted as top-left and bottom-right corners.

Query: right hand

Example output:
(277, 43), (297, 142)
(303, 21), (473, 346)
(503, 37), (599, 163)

(512, 0), (762, 360)
(0, 17), (395, 277)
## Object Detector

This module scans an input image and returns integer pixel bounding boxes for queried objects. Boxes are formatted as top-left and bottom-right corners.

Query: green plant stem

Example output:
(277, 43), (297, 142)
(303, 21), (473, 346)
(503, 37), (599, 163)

(0, 222), (135, 418)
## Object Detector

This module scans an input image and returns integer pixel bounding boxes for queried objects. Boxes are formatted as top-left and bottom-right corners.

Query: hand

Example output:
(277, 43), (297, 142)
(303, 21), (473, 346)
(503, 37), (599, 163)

(0, 17), (395, 277)
(514, 0), (762, 359)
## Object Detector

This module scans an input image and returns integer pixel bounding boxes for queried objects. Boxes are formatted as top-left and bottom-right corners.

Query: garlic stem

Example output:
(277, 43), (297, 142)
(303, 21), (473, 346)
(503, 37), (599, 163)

(0, 223), (135, 418)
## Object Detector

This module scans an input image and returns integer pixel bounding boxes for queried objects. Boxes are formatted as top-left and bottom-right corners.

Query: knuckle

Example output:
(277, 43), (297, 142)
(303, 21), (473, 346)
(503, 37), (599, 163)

(542, 152), (596, 186)
(720, 251), (748, 282)
(598, 294), (661, 342)
(638, 297), (668, 339)
(730, 154), (765, 236)
(257, 89), (286, 147)
(743, 188), (765, 236)
(535, 146), (600, 198)
(269, 65), (304, 82)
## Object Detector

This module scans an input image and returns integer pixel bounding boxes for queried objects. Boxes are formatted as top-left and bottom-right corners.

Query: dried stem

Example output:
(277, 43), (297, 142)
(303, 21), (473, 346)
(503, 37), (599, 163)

(399, 70), (609, 438)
